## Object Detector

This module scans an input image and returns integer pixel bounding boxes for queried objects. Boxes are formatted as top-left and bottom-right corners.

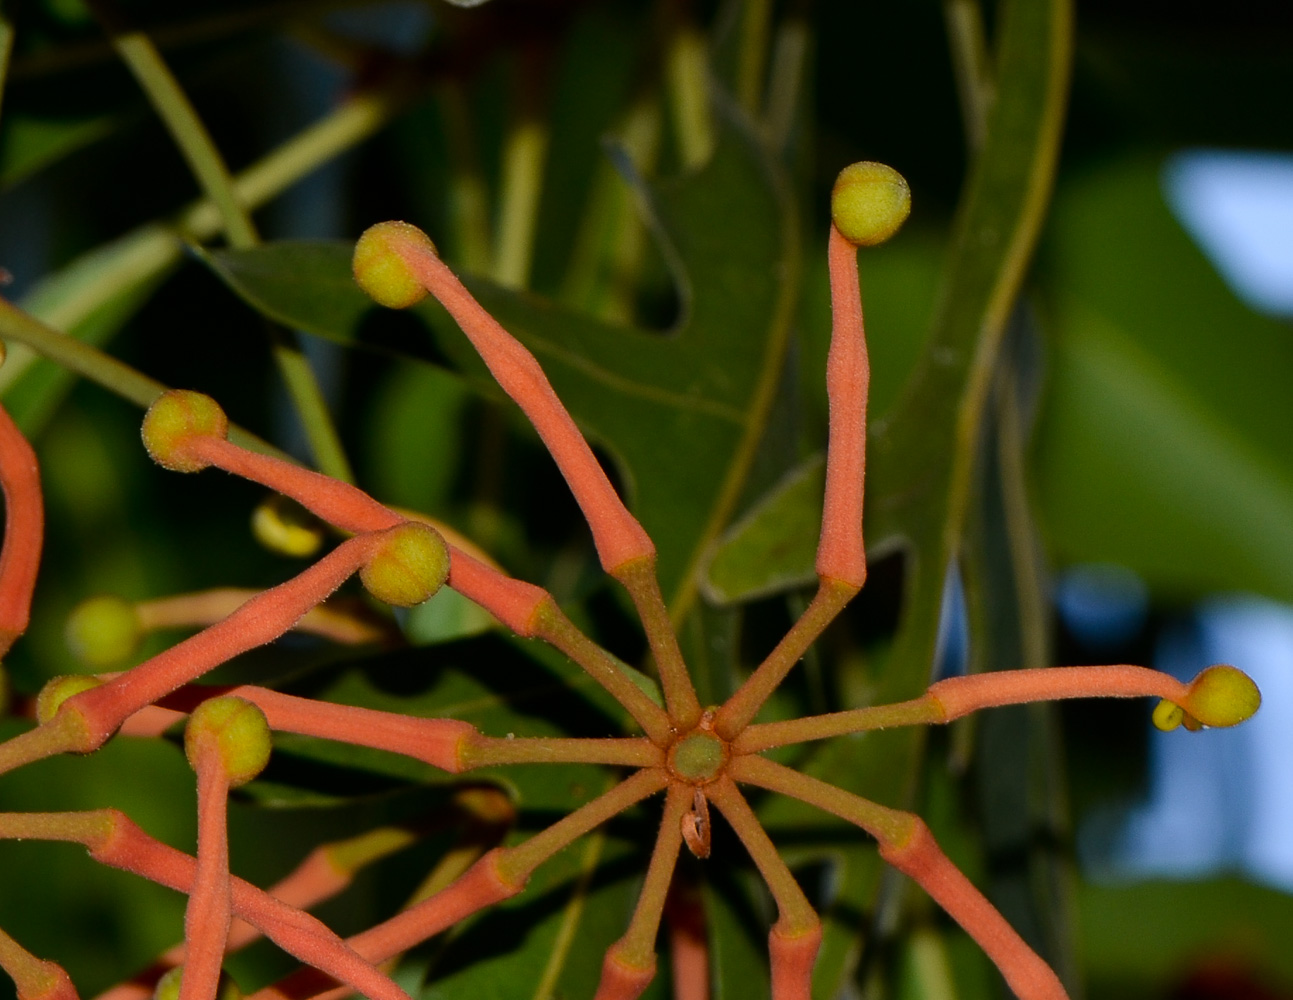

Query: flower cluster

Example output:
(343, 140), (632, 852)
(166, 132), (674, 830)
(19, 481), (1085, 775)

(0, 163), (1260, 1000)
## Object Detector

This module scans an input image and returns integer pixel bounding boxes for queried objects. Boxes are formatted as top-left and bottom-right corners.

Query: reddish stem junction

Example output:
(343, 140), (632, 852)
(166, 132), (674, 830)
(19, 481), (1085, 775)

(0, 195), (1261, 1000)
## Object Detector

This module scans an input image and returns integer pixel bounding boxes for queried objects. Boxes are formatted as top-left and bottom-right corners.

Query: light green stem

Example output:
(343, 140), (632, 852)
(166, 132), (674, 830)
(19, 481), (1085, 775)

(666, 23), (714, 170)
(106, 30), (259, 247)
(731, 695), (944, 754)
(705, 776), (817, 934)
(615, 784), (689, 968)
(492, 115), (548, 290)
(735, 0), (772, 115)
(713, 578), (855, 740)
(615, 558), (702, 730)
(496, 768), (668, 885)
(2, 92), (392, 410)
(459, 735), (662, 770)
(100, 16), (352, 481)
(728, 754), (916, 847)
(0, 297), (285, 458)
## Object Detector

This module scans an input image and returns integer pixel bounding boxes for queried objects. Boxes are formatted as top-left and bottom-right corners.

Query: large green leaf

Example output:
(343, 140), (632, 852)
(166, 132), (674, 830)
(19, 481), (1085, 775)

(1034, 157), (1293, 604)
(1081, 878), (1293, 996)
(202, 111), (798, 606)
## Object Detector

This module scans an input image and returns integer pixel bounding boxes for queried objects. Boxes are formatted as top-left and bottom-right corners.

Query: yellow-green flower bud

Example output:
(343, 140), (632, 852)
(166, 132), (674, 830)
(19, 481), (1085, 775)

(1183, 664), (1261, 728)
(831, 162), (911, 247)
(66, 595), (142, 667)
(353, 221), (437, 309)
(141, 391), (228, 473)
(154, 966), (242, 1000)
(251, 495), (325, 558)
(185, 696), (272, 787)
(36, 674), (104, 725)
(360, 521), (450, 608)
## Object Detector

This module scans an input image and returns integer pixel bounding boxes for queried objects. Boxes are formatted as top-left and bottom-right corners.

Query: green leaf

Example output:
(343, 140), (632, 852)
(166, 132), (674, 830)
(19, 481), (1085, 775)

(1081, 878), (1293, 996)
(702, 454), (823, 605)
(202, 110), (798, 609)
(423, 825), (667, 1000)
(1034, 157), (1293, 604)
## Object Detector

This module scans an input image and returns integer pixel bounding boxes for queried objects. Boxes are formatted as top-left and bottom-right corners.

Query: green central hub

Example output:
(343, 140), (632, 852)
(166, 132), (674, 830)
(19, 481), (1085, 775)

(669, 731), (728, 783)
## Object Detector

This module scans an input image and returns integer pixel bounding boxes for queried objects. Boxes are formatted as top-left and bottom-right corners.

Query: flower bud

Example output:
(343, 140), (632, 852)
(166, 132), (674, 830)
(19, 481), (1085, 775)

(36, 675), (103, 725)
(251, 495), (324, 558)
(185, 696), (272, 787)
(1183, 664), (1260, 728)
(142, 391), (228, 473)
(153, 966), (242, 1000)
(360, 521), (451, 608)
(66, 595), (142, 667)
(353, 221), (437, 309)
(831, 162), (911, 247)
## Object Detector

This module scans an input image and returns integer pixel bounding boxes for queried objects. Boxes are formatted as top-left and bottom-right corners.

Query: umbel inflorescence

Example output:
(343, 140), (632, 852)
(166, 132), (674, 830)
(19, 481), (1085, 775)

(0, 163), (1261, 1000)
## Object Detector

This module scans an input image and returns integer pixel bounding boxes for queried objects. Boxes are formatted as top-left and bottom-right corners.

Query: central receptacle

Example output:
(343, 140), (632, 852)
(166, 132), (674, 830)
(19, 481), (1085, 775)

(668, 731), (728, 784)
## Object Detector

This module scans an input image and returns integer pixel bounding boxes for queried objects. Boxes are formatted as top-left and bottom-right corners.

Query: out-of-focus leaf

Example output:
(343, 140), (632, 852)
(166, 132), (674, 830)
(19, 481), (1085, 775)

(706, 869), (772, 1000)
(1, 224), (179, 432)
(0, 112), (116, 188)
(1081, 878), (1293, 995)
(203, 110), (798, 605)
(1034, 157), (1293, 604)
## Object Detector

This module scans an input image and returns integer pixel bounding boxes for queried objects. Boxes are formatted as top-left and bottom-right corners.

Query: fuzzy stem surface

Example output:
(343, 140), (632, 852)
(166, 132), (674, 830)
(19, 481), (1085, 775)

(0, 403), (42, 657)
(614, 784), (691, 968)
(927, 664), (1190, 720)
(179, 759), (232, 1000)
(815, 225), (870, 588)
(714, 580), (855, 740)
(388, 233), (655, 572)
(63, 536), (375, 748)
(498, 768), (669, 885)
(614, 558), (701, 729)
(880, 819), (1069, 1000)
(704, 778), (817, 935)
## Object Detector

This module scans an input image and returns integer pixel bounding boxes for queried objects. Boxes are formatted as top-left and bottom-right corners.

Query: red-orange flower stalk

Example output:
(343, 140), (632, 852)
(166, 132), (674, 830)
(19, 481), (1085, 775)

(713, 164), (910, 742)
(94, 827), (421, 1000)
(352, 223), (702, 728)
(352, 222), (654, 575)
(0, 810), (413, 1000)
(179, 697), (273, 1000)
(0, 401), (43, 659)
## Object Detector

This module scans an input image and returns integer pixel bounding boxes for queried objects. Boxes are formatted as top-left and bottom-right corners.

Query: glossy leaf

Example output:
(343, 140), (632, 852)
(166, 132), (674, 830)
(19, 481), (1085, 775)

(203, 110), (798, 606)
